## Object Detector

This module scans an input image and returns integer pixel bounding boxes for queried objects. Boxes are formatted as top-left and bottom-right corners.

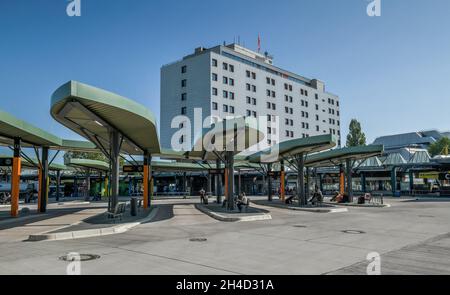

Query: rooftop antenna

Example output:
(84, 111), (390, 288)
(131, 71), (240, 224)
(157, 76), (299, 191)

(238, 35), (241, 45)
(257, 33), (261, 53)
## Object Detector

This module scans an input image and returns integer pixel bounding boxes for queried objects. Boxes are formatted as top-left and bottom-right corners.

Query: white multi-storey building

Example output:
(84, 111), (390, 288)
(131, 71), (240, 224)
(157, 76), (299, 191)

(160, 43), (341, 149)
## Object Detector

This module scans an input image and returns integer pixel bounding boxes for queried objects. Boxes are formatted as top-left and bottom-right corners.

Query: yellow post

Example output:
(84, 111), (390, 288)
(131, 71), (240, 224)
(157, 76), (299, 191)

(11, 157), (21, 217)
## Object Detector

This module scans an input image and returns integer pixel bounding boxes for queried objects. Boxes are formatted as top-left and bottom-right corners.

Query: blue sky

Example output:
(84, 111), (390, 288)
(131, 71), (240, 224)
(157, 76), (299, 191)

(1, 0), (450, 158)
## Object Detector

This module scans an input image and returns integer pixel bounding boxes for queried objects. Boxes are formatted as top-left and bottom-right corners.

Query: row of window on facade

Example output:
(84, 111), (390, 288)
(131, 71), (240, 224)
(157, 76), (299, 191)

(212, 73), (235, 86)
(211, 88), (235, 99)
(211, 102), (235, 114)
(212, 59), (235, 72)
(182, 62), (338, 107)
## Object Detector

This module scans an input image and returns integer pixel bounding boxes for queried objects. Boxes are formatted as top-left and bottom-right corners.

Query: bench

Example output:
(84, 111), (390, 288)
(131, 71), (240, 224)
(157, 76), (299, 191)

(107, 202), (126, 222)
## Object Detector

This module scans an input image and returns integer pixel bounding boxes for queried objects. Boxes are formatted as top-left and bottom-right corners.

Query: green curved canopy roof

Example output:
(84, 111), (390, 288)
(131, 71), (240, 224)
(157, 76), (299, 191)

(247, 134), (337, 163)
(0, 109), (98, 153)
(304, 145), (384, 168)
(65, 158), (110, 171)
(50, 81), (160, 155)
(0, 155), (68, 171)
(0, 109), (61, 147)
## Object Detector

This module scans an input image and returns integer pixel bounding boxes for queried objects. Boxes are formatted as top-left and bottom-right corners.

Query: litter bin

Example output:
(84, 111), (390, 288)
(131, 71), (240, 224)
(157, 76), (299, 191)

(130, 197), (138, 216)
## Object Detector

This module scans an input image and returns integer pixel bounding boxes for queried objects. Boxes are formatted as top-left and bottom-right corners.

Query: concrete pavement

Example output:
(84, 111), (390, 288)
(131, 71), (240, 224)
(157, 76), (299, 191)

(0, 197), (450, 274)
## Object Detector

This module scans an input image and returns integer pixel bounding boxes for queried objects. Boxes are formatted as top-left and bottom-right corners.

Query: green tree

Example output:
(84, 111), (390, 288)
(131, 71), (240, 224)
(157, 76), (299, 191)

(64, 151), (109, 163)
(346, 119), (367, 147)
(428, 137), (450, 157)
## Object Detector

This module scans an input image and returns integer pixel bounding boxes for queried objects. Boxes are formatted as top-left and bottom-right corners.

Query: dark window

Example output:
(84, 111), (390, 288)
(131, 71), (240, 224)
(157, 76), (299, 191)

(212, 102), (218, 110)
(181, 66), (187, 73)
(181, 79), (187, 87)
(181, 93), (187, 101)
(181, 107), (187, 115)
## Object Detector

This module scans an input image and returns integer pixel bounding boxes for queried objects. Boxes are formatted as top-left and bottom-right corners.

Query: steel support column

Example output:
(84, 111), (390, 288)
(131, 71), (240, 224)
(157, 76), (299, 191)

(305, 167), (310, 200)
(110, 130), (120, 212)
(297, 153), (305, 206)
(10, 138), (21, 217)
(238, 169), (241, 195)
(280, 161), (285, 202)
(267, 163), (273, 201)
(215, 159), (222, 203)
(409, 170), (414, 194)
(39, 147), (49, 213)
(56, 170), (61, 202)
(361, 172), (366, 193)
(85, 168), (90, 199)
(346, 158), (353, 203)
(226, 151), (234, 210)
(391, 167), (397, 196)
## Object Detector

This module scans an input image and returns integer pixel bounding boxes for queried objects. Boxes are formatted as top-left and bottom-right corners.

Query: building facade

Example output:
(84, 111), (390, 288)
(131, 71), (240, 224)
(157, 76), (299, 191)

(160, 44), (341, 149)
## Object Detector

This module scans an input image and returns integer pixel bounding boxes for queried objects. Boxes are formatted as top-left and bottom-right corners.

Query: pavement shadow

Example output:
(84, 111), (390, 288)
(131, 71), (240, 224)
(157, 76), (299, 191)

(0, 206), (97, 231)
(401, 198), (450, 203)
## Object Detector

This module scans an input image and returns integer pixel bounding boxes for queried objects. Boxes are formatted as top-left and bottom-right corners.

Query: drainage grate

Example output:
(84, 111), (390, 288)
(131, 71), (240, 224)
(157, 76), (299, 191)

(293, 225), (307, 228)
(59, 254), (100, 262)
(189, 238), (207, 242)
(342, 230), (366, 234)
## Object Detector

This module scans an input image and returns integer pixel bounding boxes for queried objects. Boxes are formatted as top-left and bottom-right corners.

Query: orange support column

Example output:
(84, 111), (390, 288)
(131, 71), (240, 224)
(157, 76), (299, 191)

(10, 138), (21, 217)
(339, 165), (345, 195)
(143, 151), (152, 209)
(280, 171), (286, 202)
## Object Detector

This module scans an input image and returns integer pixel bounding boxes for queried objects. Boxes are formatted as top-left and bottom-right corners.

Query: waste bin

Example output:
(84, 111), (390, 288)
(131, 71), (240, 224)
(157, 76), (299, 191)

(130, 197), (138, 216)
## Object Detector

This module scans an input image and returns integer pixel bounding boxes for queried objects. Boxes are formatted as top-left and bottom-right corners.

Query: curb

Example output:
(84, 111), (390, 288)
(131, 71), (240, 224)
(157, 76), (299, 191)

(253, 202), (348, 213)
(323, 201), (391, 208)
(56, 201), (91, 206)
(195, 204), (272, 222)
(27, 207), (159, 242)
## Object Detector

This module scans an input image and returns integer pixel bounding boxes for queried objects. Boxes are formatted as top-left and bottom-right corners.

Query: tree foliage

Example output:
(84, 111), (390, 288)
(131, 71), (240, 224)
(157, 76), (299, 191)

(428, 137), (450, 157)
(64, 151), (109, 163)
(346, 119), (367, 147)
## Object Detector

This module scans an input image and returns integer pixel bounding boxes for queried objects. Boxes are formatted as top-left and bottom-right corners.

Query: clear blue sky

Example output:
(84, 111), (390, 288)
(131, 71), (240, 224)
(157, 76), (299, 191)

(1, 0), (449, 151)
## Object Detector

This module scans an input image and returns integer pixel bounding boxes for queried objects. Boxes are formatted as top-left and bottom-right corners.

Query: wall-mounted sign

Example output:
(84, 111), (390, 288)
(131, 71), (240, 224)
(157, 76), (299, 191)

(0, 158), (13, 167)
(208, 169), (224, 175)
(267, 171), (281, 177)
(123, 165), (144, 173)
